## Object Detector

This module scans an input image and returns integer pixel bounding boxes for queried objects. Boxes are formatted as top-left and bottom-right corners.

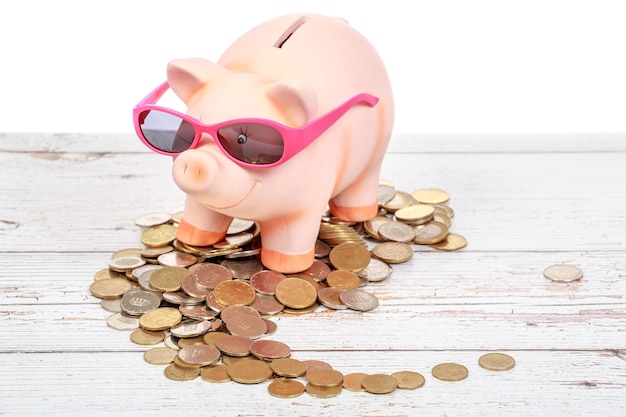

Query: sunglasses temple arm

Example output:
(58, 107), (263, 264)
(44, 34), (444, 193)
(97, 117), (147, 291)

(301, 93), (379, 147)
(136, 81), (171, 107)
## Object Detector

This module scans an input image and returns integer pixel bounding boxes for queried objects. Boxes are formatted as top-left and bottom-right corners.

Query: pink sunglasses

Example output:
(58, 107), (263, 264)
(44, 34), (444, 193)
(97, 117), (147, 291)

(133, 81), (379, 168)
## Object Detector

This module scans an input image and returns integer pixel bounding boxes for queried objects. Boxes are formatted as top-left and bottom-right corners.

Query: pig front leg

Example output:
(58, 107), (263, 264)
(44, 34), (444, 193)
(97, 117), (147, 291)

(259, 210), (322, 274)
(176, 196), (232, 246)
(329, 167), (381, 222)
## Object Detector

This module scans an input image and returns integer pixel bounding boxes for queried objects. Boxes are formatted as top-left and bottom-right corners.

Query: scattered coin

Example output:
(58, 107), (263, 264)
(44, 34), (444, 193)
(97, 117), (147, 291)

(121, 288), (161, 316)
(143, 347), (178, 365)
(106, 312), (139, 331)
(135, 212), (172, 227)
(478, 353), (516, 371)
(342, 373), (368, 392)
(431, 363), (468, 381)
(89, 278), (133, 299)
(377, 221), (416, 243)
(178, 344), (221, 367)
(305, 383), (343, 398)
(200, 364), (231, 383)
(268, 379), (306, 398)
(339, 288), (379, 311)
(329, 242), (371, 272)
(307, 368), (344, 388)
(270, 358), (307, 378)
(141, 224), (178, 248)
(213, 280), (256, 306)
(357, 258), (393, 282)
(275, 278), (318, 309)
(413, 221), (449, 245)
(411, 188), (450, 205)
(543, 264), (583, 282)
(228, 359), (273, 384)
(139, 307), (182, 331)
(371, 241), (414, 264)
(392, 370), (425, 389)
(429, 233), (467, 251)
(361, 374), (398, 394)
(130, 328), (166, 345)
(164, 363), (200, 381)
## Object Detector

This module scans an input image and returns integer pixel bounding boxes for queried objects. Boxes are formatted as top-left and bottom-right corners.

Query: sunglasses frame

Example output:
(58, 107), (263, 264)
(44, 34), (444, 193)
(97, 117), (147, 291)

(133, 81), (379, 168)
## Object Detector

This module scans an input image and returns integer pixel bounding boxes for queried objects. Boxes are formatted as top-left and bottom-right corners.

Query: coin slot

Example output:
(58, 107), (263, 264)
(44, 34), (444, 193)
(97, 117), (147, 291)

(274, 16), (309, 48)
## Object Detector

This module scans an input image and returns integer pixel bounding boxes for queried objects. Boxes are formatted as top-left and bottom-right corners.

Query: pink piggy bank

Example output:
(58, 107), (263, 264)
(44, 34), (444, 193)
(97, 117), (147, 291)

(133, 13), (394, 273)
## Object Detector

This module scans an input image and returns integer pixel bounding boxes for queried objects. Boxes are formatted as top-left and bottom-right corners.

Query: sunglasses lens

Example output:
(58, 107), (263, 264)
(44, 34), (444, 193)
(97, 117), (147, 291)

(217, 123), (284, 165)
(138, 110), (195, 154)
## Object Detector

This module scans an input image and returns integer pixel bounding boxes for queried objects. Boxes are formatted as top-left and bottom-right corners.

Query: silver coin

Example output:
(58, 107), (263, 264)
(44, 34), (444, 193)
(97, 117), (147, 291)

(377, 221), (416, 243)
(109, 256), (146, 272)
(162, 291), (205, 306)
(317, 287), (348, 310)
(164, 334), (180, 350)
(120, 288), (161, 316)
(135, 212), (172, 227)
(377, 184), (396, 205)
(131, 264), (163, 281)
(227, 218), (255, 234)
(157, 251), (198, 267)
(106, 312), (140, 331)
(543, 265), (583, 282)
(101, 297), (122, 313)
(170, 319), (213, 338)
(357, 258), (393, 282)
(339, 289), (379, 311)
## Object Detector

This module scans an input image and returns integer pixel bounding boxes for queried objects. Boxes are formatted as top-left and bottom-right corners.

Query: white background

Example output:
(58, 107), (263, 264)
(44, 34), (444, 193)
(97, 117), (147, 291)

(1, 0), (624, 135)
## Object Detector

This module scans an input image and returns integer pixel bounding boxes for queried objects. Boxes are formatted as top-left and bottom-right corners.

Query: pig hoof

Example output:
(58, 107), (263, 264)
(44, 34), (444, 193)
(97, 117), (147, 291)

(261, 248), (315, 274)
(329, 201), (378, 222)
(176, 218), (226, 246)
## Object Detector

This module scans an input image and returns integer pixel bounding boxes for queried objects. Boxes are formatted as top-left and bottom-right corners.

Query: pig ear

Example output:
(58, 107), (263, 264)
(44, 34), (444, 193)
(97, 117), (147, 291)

(266, 79), (318, 126)
(167, 58), (226, 102)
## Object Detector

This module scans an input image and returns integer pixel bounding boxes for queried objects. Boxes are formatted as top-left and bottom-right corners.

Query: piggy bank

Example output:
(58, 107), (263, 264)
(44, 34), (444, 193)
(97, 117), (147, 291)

(133, 13), (394, 273)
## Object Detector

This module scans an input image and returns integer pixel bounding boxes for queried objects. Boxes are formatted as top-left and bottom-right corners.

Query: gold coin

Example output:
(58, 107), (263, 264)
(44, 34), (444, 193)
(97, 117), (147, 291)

(270, 358), (307, 378)
(478, 353), (516, 371)
(361, 374), (398, 394)
(141, 224), (177, 248)
(149, 266), (187, 292)
(326, 270), (361, 289)
(429, 233), (467, 251)
(342, 373), (368, 392)
(139, 307), (182, 331)
(371, 241), (414, 264)
(392, 370), (425, 389)
(306, 368), (344, 388)
(543, 265), (583, 282)
(274, 277), (318, 309)
(395, 204), (435, 223)
(200, 364), (231, 383)
(431, 363), (468, 381)
(178, 344), (221, 367)
(413, 221), (449, 245)
(328, 242), (371, 272)
(203, 331), (229, 347)
(93, 268), (125, 281)
(130, 328), (166, 345)
(377, 221), (416, 243)
(212, 280), (256, 306)
(268, 379), (306, 398)
(382, 191), (416, 212)
(227, 358), (273, 384)
(411, 188), (450, 205)
(305, 383), (342, 398)
(143, 347), (178, 365)
(89, 278), (132, 299)
(362, 216), (393, 240)
(164, 363), (200, 381)
(111, 248), (143, 259)
(377, 183), (396, 205)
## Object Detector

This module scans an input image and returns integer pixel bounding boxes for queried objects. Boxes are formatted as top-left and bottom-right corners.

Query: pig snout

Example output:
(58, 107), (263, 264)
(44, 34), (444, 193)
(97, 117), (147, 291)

(172, 149), (217, 193)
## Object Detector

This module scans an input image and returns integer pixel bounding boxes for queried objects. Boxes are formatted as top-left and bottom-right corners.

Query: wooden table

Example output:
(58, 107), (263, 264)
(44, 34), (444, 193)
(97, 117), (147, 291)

(1, 132), (625, 416)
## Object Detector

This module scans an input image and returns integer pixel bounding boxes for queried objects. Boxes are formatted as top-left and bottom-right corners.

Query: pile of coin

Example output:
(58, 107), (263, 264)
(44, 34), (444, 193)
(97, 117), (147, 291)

(91, 182), (496, 397)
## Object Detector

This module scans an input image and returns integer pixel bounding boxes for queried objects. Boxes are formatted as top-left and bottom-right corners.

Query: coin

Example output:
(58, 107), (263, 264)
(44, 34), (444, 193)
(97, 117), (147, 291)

(135, 212), (172, 227)
(250, 294), (284, 315)
(303, 360), (333, 378)
(106, 312), (139, 331)
(178, 344), (221, 367)
(179, 273), (210, 298)
(139, 307), (182, 331)
(268, 379), (306, 398)
(164, 363), (200, 381)
(111, 248), (143, 260)
(363, 216), (394, 240)
(221, 258), (263, 280)
(149, 266), (187, 292)
(203, 331), (228, 347)
(392, 370), (425, 389)
(215, 335), (253, 357)
(413, 221), (449, 245)
(130, 328), (166, 346)
(429, 233), (467, 251)
(101, 298), (122, 313)
(212, 280), (256, 306)
(270, 358), (307, 378)
(329, 242), (371, 272)
(225, 315), (268, 339)
(357, 258), (392, 282)
(314, 239), (331, 258)
(249, 339), (291, 360)
(89, 278), (132, 299)
(219, 305), (260, 324)
(342, 373), (368, 392)
(326, 270), (361, 289)
(377, 184), (396, 205)
(543, 264), (583, 282)
(249, 270), (286, 295)
(93, 268), (125, 281)
(143, 347), (178, 365)
(131, 264), (164, 281)
(120, 287), (161, 316)
(157, 251), (198, 268)
(307, 368), (344, 388)
(317, 287), (347, 310)
(299, 260), (331, 282)
(213, 232), (254, 249)
(227, 218), (255, 234)
(372, 241), (414, 264)
(170, 319), (213, 338)
(162, 291), (204, 306)
(228, 359), (273, 384)
(431, 363), (468, 381)
(382, 191), (416, 212)
(339, 288), (379, 311)
(140, 246), (173, 259)
(305, 383), (342, 398)
(361, 374), (398, 394)
(200, 364), (231, 383)
(274, 277), (318, 309)
(141, 224), (177, 247)
(479, 353), (516, 371)
(377, 221), (416, 243)
(190, 263), (232, 290)
(411, 188), (450, 205)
